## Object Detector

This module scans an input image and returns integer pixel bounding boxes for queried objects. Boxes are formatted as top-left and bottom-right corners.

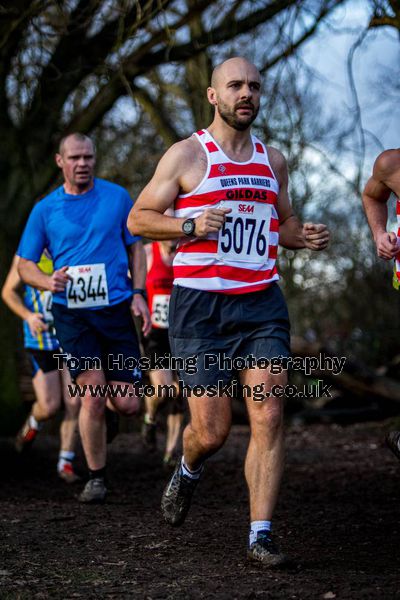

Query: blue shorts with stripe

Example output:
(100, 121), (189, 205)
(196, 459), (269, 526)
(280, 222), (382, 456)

(28, 348), (62, 377)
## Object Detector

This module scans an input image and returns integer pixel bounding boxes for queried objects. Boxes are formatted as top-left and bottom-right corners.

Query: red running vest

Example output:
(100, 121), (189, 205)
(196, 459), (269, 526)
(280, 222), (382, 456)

(173, 129), (280, 294)
(146, 242), (174, 329)
(396, 199), (400, 281)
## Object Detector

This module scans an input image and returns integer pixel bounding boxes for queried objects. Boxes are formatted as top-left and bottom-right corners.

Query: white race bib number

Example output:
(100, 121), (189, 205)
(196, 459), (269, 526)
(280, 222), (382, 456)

(151, 294), (170, 328)
(40, 290), (54, 324)
(66, 264), (109, 308)
(217, 201), (271, 264)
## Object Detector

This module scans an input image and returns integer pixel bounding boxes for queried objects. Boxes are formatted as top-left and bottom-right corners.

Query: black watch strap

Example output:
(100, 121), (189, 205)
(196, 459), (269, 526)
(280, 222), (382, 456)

(182, 218), (196, 236)
(132, 288), (146, 298)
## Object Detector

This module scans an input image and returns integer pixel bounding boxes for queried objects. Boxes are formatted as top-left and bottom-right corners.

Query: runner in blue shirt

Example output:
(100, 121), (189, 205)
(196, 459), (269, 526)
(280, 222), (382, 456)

(2, 253), (80, 483)
(17, 133), (151, 503)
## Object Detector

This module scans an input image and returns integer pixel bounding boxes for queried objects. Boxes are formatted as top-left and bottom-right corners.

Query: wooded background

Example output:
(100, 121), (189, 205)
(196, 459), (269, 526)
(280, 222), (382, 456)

(1, 0), (399, 432)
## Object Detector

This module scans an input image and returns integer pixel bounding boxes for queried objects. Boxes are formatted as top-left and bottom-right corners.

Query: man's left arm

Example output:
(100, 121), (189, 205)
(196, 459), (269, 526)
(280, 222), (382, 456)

(128, 240), (151, 335)
(268, 147), (330, 251)
(279, 216), (330, 251)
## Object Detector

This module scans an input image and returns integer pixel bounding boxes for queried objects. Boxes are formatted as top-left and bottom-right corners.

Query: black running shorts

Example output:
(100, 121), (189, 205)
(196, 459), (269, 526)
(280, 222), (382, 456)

(142, 327), (171, 367)
(169, 283), (290, 387)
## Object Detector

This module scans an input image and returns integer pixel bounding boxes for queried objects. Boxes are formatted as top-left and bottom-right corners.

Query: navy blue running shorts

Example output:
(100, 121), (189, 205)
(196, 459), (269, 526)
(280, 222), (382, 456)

(168, 283), (290, 387)
(52, 300), (141, 383)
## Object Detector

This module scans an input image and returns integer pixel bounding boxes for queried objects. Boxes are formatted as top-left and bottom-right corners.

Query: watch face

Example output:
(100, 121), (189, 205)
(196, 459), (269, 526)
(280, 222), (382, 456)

(183, 219), (194, 235)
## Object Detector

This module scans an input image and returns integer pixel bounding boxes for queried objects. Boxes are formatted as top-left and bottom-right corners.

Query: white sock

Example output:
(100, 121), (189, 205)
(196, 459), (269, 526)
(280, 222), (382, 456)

(181, 456), (203, 480)
(58, 451), (75, 472)
(29, 415), (41, 430)
(249, 520), (272, 546)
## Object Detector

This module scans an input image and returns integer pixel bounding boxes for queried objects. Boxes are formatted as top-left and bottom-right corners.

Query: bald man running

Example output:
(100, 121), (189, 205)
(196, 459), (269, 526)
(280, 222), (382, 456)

(18, 133), (150, 503)
(362, 148), (400, 460)
(128, 57), (330, 566)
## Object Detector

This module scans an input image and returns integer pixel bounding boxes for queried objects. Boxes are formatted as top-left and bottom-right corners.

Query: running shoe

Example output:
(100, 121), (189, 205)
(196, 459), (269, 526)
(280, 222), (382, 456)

(386, 430), (400, 461)
(58, 462), (81, 484)
(141, 416), (157, 451)
(247, 530), (288, 567)
(78, 478), (107, 504)
(161, 458), (199, 526)
(15, 418), (39, 453)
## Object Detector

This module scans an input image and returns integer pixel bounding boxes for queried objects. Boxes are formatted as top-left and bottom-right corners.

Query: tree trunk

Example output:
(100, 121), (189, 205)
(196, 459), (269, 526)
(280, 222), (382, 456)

(0, 228), (26, 434)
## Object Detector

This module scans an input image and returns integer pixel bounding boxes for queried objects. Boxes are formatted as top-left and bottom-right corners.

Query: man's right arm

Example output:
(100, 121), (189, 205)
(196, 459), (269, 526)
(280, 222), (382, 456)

(18, 259), (70, 293)
(2, 256), (49, 335)
(2, 256), (32, 321)
(362, 151), (397, 260)
(128, 139), (230, 239)
(128, 142), (187, 239)
(17, 202), (71, 292)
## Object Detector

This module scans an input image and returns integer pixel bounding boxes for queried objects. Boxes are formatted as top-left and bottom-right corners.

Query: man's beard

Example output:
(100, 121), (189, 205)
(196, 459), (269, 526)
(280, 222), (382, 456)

(217, 100), (259, 131)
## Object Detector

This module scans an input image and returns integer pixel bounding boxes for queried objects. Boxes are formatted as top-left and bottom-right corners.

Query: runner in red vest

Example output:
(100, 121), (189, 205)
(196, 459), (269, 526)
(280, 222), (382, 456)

(362, 148), (400, 460)
(142, 240), (184, 465)
(128, 57), (330, 566)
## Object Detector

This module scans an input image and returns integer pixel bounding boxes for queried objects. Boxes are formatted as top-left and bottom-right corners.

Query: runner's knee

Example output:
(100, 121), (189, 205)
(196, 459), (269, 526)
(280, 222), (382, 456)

(196, 427), (229, 453)
(39, 398), (59, 419)
(250, 400), (283, 437)
(81, 395), (106, 419)
(65, 395), (80, 416)
(112, 395), (140, 416)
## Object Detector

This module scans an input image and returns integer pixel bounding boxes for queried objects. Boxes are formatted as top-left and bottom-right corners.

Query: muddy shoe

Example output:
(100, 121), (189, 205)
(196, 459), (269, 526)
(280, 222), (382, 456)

(141, 416), (157, 451)
(78, 478), (107, 504)
(247, 531), (288, 567)
(105, 407), (119, 444)
(161, 459), (199, 526)
(386, 431), (400, 460)
(15, 419), (39, 453)
(58, 462), (81, 484)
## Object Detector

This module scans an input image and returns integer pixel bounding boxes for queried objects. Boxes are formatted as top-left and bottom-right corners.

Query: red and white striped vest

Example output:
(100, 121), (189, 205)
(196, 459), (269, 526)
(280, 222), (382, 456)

(173, 129), (280, 294)
(396, 199), (400, 281)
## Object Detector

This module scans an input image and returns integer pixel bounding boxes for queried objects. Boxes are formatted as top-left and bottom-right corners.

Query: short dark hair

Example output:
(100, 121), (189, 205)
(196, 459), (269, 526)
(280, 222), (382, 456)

(58, 133), (95, 155)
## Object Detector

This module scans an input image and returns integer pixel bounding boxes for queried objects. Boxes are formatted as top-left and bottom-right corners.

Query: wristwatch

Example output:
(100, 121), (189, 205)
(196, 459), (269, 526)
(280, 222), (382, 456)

(132, 288), (147, 299)
(182, 218), (196, 236)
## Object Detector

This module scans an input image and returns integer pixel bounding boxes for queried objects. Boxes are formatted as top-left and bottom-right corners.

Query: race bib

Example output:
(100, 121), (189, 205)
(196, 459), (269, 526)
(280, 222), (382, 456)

(40, 290), (54, 324)
(217, 201), (271, 264)
(66, 264), (109, 308)
(151, 293), (170, 328)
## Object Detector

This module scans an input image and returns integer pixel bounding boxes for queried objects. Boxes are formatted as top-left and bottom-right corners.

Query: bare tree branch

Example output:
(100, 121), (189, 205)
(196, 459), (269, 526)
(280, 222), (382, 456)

(23, 0), (173, 133)
(369, 0), (400, 29)
(67, 0), (300, 134)
(0, 1), (49, 128)
(129, 81), (180, 145)
(260, 1), (344, 73)
(369, 15), (400, 27)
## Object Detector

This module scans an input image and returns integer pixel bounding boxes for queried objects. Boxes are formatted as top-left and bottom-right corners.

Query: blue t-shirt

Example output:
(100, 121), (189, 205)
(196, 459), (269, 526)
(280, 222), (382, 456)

(17, 178), (140, 308)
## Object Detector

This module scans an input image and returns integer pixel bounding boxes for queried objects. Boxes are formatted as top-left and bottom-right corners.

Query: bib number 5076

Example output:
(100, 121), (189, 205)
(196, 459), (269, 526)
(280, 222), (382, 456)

(217, 202), (271, 264)
(219, 216), (268, 257)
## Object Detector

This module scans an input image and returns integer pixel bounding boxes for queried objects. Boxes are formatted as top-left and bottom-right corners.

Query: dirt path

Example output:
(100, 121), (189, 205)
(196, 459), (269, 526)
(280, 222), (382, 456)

(1, 422), (399, 599)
